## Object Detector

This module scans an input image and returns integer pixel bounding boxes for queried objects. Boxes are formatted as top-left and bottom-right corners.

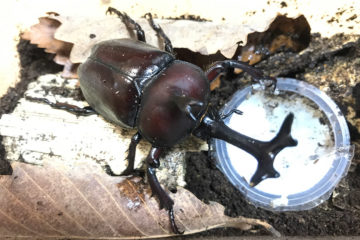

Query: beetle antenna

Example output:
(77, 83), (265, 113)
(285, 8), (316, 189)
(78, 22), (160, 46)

(193, 108), (297, 186)
(220, 108), (243, 119)
(206, 60), (277, 89)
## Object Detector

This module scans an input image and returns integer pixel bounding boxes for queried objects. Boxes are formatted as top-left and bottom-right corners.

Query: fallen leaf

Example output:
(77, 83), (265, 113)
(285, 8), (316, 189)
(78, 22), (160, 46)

(0, 160), (280, 238)
(22, 17), (72, 65)
(22, 16), (77, 78)
(51, 13), (312, 64)
(239, 15), (311, 65)
(50, 14), (270, 62)
(22, 13), (311, 82)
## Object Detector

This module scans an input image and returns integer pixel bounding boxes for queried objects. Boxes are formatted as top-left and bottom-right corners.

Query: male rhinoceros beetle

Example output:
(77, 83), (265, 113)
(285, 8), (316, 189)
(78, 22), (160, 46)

(31, 7), (298, 234)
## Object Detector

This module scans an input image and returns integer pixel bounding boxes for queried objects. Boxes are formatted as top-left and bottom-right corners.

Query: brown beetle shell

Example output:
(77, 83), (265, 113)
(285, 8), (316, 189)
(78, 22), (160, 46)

(137, 61), (210, 147)
(78, 39), (210, 147)
(78, 39), (174, 128)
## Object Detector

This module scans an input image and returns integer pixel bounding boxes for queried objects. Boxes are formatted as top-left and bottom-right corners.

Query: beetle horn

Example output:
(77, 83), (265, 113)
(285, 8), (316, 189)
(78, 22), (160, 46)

(193, 108), (297, 187)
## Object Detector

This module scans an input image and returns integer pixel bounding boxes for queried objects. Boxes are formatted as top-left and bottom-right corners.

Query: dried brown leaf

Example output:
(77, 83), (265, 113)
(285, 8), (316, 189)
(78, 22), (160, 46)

(51, 12), (311, 63)
(51, 15), (260, 63)
(22, 17), (77, 78)
(0, 160), (279, 238)
(22, 13), (310, 81)
(22, 17), (71, 62)
(238, 15), (311, 64)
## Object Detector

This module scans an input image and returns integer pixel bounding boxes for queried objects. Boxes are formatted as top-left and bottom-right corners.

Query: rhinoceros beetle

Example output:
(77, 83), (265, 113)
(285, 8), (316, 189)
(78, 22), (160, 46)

(30, 7), (298, 234)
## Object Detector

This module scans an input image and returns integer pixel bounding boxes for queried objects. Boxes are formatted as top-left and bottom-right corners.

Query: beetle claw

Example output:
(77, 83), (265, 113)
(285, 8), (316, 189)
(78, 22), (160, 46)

(146, 149), (183, 234)
(106, 7), (118, 16)
(119, 168), (144, 177)
(169, 208), (184, 234)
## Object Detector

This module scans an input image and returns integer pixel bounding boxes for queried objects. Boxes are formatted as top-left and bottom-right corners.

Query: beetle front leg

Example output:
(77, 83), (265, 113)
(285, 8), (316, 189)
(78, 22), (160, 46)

(146, 147), (183, 234)
(205, 60), (276, 88)
(145, 13), (174, 54)
(120, 132), (142, 176)
(107, 7), (146, 42)
(25, 96), (96, 116)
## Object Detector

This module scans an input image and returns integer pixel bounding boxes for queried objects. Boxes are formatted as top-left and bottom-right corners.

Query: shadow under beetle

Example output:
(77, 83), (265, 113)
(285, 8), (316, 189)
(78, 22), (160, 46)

(33, 7), (298, 234)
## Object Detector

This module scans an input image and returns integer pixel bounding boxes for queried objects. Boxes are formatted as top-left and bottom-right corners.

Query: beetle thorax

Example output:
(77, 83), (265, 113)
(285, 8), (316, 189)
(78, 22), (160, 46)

(137, 60), (210, 147)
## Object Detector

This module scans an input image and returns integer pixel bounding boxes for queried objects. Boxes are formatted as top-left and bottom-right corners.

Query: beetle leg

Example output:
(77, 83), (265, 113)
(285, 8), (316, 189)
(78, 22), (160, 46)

(120, 132), (142, 176)
(107, 7), (146, 42)
(25, 96), (96, 116)
(146, 147), (184, 234)
(205, 60), (276, 88)
(144, 13), (174, 54)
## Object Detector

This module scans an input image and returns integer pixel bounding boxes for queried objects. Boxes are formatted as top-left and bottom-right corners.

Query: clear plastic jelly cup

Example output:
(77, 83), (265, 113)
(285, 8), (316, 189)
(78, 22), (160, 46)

(212, 78), (354, 211)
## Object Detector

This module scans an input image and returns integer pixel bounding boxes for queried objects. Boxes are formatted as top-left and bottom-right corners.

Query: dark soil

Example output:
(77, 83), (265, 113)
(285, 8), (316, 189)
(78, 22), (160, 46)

(1, 34), (360, 237)
(184, 33), (360, 237)
(0, 40), (63, 175)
